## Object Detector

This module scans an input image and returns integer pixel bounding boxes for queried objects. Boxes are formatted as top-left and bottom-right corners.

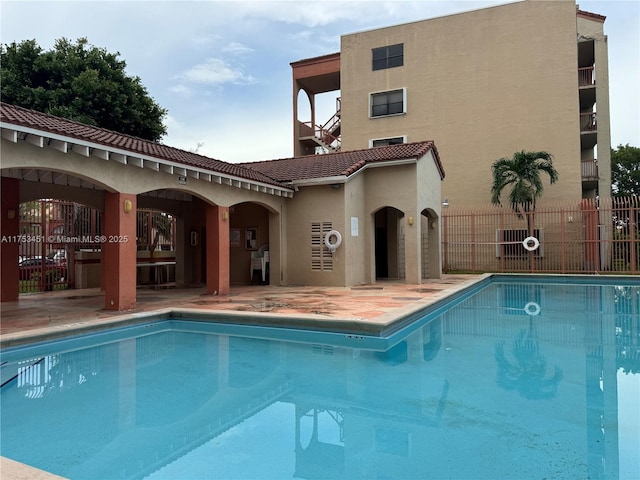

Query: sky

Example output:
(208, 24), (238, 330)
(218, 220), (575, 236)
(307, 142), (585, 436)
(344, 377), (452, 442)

(1, 0), (639, 164)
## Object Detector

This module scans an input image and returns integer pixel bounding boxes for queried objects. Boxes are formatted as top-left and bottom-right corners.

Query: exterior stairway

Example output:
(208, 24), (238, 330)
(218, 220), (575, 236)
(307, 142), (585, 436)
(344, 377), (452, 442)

(299, 99), (341, 154)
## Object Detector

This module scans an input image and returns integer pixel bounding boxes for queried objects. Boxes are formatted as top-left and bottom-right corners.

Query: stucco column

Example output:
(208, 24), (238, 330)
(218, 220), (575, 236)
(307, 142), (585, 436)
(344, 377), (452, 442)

(205, 204), (229, 295)
(1, 177), (20, 301)
(404, 215), (422, 284)
(103, 192), (137, 311)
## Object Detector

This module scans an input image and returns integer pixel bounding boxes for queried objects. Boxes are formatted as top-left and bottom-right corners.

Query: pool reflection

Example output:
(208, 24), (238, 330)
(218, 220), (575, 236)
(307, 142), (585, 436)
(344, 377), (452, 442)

(1, 284), (638, 480)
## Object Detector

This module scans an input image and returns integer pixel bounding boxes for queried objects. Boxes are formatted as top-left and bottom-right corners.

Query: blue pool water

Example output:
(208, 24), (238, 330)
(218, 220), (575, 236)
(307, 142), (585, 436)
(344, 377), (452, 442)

(1, 277), (639, 479)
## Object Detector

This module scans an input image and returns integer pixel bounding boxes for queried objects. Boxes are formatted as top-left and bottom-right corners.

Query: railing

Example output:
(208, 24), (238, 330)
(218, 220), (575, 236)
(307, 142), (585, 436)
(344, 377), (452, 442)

(578, 66), (595, 86)
(580, 112), (597, 132)
(301, 121), (340, 151)
(322, 110), (341, 136)
(441, 197), (639, 274)
(581, 158), (599, 180)
(298, 97), (342, 152)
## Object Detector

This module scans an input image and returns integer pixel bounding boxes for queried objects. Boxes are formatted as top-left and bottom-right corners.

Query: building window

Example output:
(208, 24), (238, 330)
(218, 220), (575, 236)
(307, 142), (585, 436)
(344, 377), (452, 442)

(496, 229), (544, 258)
(371, 136), (406, 147)
(311, 222), (334, 271)
(370, 89), (405, 118)
(372, 43), (404, 71)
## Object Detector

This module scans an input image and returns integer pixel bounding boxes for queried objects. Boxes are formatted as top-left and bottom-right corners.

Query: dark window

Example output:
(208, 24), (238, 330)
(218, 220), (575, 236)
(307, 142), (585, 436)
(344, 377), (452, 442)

(371, 89), (404, 117)
(372, 43), (404, 71)
(372, 137), (405, 147)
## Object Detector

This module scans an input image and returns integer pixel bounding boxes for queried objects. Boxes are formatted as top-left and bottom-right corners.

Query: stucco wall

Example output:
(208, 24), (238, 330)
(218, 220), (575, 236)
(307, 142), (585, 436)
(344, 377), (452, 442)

(340, 0), (583, 207)
(285, 184), (347, 286)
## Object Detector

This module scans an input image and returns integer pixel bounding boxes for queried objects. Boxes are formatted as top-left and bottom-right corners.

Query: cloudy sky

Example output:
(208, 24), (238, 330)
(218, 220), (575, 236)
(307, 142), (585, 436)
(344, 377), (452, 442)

(2, 0), (638, 163)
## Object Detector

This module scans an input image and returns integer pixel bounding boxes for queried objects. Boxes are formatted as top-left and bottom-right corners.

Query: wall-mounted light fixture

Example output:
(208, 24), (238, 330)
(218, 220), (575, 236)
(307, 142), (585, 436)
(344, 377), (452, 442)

(7, 209), (16, 220)
(123, 199), (133, 213)
(442, 198), (449, 208)
(408, 216), (414, 226)
(222, 210), (228, 221)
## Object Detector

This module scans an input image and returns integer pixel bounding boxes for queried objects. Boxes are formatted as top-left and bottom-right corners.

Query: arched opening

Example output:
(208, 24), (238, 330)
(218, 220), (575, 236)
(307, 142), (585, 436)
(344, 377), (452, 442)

(374, 206), (405, 280)
(296, 88), (312, 124)
(16, 198), (181, 293)
(229, 202), (272, 285)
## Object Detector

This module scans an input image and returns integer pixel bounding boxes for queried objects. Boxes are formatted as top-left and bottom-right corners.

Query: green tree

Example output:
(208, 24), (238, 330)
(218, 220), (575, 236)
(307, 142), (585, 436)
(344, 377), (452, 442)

(1, 38), (167, 141)
(491, 150), (559, 231)
(611, 144), (640, 197)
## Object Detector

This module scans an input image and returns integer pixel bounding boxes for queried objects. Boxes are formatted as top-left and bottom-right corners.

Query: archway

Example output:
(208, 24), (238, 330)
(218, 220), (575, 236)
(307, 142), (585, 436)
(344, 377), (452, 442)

(373, 207), (405, 280)
(229, 202), (272, 285)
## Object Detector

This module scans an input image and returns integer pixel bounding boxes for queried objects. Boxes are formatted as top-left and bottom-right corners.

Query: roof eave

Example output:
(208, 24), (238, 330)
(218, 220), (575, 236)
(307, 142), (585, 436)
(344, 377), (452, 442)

(289, 175), (348, 187)
(0, 123), (295, 198)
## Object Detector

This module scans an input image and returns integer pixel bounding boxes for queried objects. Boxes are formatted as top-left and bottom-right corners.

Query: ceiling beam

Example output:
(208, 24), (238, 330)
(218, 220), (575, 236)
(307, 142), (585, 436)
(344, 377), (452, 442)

(25, 134), (44, 148)
(2, 129), (18, 143)
(71, 144), (90, 156)
(48, 139), (68, 153)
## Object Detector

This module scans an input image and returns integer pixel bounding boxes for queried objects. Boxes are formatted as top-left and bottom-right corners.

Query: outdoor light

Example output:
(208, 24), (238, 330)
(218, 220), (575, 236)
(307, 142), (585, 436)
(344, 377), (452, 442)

(7, 209), (15, 220)
(222, 210), (228, 221)
(123, 199), (133, 213)
(408, 216), (414, 225)
(442, 198), (449, 208)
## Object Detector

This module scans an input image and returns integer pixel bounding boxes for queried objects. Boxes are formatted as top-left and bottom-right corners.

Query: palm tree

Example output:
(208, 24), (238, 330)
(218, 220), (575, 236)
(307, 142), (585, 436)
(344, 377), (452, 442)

(491, 150), (559, 232)
(494, 327), (563, 400)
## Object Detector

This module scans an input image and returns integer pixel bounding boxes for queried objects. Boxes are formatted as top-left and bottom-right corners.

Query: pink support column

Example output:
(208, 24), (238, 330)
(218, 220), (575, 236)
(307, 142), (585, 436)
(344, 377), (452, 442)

(1, 178), (20, 302)
(103, 192), (137, 310)
(205, 205), (230, 295)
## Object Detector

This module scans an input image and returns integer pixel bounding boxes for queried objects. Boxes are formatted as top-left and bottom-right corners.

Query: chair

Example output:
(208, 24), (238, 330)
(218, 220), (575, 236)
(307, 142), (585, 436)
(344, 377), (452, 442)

(250, 245), (269, 284)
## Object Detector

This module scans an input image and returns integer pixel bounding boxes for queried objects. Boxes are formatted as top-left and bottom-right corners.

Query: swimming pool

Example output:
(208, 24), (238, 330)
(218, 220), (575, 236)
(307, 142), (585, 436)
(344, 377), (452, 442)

(1, 276), (638, 479)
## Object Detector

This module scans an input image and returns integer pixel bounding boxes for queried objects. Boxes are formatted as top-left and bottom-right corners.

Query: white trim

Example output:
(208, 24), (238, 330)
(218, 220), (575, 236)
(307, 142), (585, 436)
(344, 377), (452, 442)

(369, 135), (407, 148)
(368, 87), (407, 119)
(0, 122), (294, 198)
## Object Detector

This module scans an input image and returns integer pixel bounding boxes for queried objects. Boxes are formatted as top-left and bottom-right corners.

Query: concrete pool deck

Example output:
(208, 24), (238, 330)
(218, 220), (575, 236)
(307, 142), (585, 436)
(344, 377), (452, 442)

(0, 274), (483, 347)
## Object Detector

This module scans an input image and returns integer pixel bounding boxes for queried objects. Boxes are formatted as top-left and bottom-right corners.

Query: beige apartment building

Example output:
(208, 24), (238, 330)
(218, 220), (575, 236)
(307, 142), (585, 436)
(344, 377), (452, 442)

(292, 0), (611, 207)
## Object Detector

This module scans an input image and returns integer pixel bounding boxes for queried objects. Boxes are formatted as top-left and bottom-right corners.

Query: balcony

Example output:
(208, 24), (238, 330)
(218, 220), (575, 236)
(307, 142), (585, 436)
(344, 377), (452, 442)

(581, 159), (598, 180)
(580, 112), (597, 132)
(578, 66), (595, 87)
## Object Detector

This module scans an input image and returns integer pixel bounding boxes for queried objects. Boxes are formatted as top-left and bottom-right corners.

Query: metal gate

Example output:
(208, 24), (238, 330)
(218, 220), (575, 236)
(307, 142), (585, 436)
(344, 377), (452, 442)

(18, 200), (74, 293)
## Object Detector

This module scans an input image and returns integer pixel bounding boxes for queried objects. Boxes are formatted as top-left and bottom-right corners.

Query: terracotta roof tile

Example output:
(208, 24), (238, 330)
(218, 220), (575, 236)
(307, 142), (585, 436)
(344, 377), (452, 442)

(1, 103), (444, 188)
(240, 141), (444, 182)
(0, 102), (289, 189)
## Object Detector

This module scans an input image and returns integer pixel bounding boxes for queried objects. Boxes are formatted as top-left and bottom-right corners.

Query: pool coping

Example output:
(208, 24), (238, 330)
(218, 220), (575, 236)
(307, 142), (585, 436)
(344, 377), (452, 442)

(2, 273), (636, 350)
(0, 274), (490, 349)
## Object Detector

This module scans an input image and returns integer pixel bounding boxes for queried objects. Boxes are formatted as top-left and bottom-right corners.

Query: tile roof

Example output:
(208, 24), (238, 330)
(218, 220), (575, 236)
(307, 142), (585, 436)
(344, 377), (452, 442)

(240, 141), (444, 183)
(0, 102), (288, 189)
(1, 102), (444, 188)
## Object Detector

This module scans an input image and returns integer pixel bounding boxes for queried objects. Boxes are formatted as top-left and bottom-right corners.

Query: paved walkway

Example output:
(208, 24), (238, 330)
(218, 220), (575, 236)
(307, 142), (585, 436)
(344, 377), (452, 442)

(1, 275), (482, 345)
